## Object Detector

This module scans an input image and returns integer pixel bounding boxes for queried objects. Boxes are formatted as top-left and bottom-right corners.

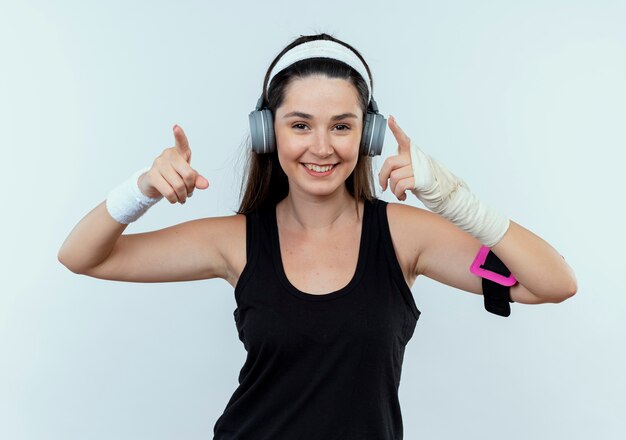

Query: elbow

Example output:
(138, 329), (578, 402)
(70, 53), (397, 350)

(57, 251), (85, 275)
(58, 256), (76, 274)
(557, 261), (578, 302)
(560, 280), (578, 302)
(58, 250), (71, 271)
(544, 280), (578, 304)
(57, 251), (70, 270)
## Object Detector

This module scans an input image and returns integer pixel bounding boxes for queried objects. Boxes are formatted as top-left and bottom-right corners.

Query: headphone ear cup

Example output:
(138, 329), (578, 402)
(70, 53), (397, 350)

(248, 108), (276, 154)
(360, 111), (386, 156)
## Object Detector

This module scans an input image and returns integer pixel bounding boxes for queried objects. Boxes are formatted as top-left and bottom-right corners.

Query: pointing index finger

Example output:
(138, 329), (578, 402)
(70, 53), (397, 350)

(173, 124), (191, 161)
(388, 115), (411, 153)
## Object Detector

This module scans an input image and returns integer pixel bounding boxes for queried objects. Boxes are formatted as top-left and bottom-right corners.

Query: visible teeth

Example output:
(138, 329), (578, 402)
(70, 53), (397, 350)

(305, 164), (334, 172)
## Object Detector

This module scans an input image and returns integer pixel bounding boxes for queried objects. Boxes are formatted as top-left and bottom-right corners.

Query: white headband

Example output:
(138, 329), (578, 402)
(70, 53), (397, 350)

(266, 39), (372, 103)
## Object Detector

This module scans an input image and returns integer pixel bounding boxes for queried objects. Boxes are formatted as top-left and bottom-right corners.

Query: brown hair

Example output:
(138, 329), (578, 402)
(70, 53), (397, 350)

(237, 33), (376, 214)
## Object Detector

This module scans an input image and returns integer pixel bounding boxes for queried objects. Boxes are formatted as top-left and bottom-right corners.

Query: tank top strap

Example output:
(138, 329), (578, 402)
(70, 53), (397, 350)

(369, 198), (421, 321)
(235, 208), (263, 304)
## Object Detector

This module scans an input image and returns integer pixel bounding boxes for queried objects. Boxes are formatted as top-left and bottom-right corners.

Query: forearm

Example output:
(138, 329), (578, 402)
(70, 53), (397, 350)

(490, 220), (577, 302)
(57, 200), (128, 273)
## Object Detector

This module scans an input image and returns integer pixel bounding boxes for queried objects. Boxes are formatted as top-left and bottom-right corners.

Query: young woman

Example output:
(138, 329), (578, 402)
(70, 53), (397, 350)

(58, 33), (577, 439)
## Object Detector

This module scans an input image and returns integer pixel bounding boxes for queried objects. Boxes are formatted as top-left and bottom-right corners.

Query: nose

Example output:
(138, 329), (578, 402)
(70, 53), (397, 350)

(310, 129), (333, 157)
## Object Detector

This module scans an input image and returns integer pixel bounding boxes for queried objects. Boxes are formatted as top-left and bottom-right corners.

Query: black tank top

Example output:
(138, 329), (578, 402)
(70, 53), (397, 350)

(213, 198), (421, 440)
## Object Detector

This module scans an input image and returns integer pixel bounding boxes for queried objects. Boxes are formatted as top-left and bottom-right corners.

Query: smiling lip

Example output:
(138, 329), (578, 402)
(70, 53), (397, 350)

(301, 163), (337, 176)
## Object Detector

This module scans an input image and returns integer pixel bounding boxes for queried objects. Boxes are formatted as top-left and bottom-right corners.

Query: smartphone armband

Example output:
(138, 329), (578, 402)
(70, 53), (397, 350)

(470, 245), (517, 317)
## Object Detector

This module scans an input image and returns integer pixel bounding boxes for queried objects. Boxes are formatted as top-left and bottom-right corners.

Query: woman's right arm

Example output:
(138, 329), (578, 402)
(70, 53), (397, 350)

(57, 203), (244, 283)
(57, 125), (244, 283)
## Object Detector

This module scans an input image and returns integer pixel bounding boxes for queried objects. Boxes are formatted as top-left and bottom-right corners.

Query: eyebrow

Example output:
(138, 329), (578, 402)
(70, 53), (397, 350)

(282, 111), (359, 121)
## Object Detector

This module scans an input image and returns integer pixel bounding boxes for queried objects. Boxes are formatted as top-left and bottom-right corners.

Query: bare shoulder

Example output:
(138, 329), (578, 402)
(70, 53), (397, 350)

(385, 202), (433, 287)
(163, 213), (247, 287)
(176, 213), (246, 260)
(386, 201), (448, 244)
(197, 213), (247, 287)
(201, 212), (246, 237)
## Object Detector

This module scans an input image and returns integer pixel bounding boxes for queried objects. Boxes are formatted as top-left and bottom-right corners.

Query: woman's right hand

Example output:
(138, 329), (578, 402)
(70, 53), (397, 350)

(138, 124), (210, 204)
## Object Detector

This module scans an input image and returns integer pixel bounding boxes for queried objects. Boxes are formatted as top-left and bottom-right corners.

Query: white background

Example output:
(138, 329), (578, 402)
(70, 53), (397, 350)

(1, 0), (624, 439)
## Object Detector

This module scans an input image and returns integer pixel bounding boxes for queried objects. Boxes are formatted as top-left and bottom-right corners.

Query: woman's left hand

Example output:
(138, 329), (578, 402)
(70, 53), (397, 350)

(378, 115), (415, 202)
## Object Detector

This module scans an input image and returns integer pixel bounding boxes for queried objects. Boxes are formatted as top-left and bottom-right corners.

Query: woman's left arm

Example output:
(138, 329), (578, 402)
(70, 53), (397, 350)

(379, 115), (577, 304)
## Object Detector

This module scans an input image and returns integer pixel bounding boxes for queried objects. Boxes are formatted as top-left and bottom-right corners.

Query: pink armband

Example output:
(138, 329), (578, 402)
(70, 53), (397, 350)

(470, 245), (517, 286)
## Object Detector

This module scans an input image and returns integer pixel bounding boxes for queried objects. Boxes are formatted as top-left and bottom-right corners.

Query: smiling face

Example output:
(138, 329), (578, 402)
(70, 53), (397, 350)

(273, 75), (364, 200)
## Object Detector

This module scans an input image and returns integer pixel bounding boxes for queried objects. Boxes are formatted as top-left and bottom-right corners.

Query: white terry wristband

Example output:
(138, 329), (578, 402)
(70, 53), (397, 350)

(408, 140), (510, 247)
(106, 166), (163, 224)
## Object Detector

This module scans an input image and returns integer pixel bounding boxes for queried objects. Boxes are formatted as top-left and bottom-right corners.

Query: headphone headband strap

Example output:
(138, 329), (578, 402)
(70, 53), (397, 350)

(266, 40), (372, 103)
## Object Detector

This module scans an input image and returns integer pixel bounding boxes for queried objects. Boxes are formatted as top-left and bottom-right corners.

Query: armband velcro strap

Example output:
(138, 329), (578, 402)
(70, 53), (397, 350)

(483, 278), (513, 317)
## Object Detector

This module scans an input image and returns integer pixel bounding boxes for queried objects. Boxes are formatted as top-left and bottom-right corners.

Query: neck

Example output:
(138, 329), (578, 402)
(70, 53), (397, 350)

(278, 186), (358, 232)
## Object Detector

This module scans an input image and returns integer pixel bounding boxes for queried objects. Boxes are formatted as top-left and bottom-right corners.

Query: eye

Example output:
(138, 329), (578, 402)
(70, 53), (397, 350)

(334, 124), (351, 131)
(292, 123), (309, 130)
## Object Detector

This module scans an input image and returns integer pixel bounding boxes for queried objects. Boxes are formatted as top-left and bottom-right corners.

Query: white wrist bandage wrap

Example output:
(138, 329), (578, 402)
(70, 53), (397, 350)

(408, 140), (510, 247)
(106, 166), (163, 225)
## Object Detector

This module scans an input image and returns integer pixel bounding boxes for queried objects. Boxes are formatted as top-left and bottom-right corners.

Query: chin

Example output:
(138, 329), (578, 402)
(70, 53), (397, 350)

(296, 182), (350, 199)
